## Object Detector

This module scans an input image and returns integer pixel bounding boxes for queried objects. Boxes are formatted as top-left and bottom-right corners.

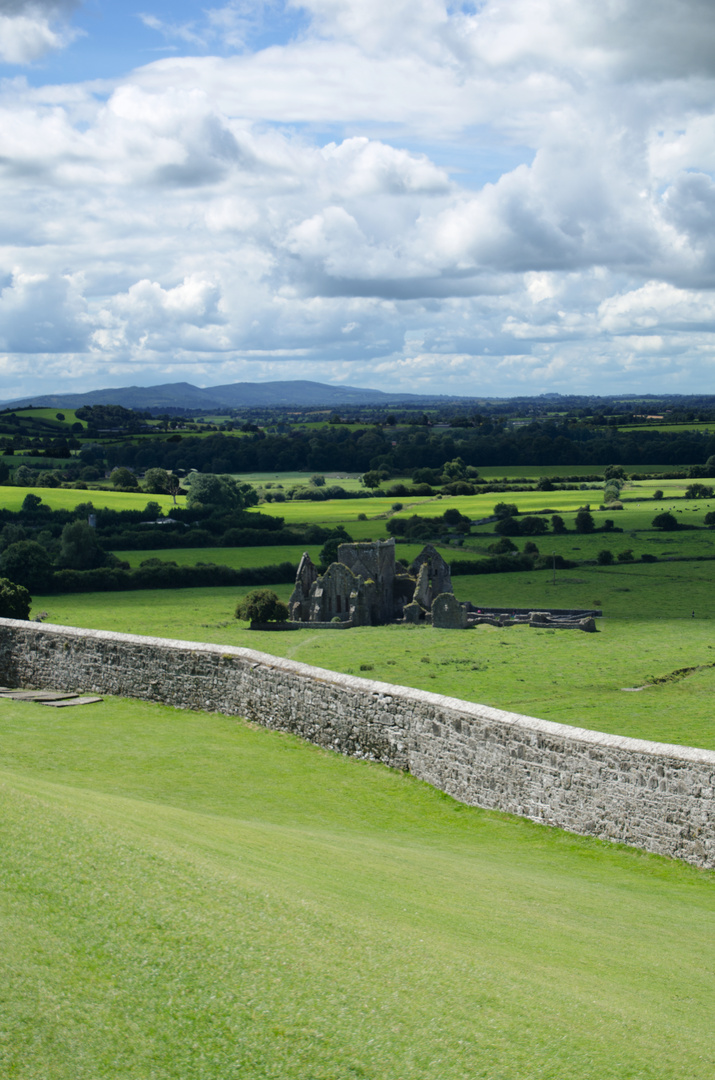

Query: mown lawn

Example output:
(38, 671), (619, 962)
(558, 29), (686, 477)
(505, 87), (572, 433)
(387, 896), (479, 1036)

(0, 696), (713, 1080)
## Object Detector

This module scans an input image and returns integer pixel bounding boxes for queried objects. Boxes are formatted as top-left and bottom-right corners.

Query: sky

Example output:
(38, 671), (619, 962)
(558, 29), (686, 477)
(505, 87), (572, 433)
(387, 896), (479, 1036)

(2, 0), (715, 399)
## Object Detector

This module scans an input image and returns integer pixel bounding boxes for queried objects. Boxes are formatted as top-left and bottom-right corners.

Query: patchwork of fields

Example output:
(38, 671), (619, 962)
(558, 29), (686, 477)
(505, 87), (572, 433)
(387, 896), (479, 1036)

(2, 471), (715, 1078)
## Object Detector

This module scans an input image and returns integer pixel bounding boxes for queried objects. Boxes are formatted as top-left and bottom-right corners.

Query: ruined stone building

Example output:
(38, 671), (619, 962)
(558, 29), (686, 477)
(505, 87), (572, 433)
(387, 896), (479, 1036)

(288, 538), (457, 626)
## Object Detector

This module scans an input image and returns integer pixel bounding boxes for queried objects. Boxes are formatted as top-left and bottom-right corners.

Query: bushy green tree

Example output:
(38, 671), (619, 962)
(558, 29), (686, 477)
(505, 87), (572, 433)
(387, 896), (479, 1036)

(652, 511), (678, 530)
(494, 515), (521, 536)
(111, 467), (138, 489)
(57, 521), (108, 571)
(186, 473), (257, 510)
(597, 549), (614, 565)
(494, 502), (518, 519)
(653, 489), (664, 500)
(685, 483), (714, 499)
(575, 509), (595, 533)
(361, 470), (381, 490)
(143, 467), (172, 494)
(519, 515), (548, 535)
(487, 536), (518, 554)
(0, 541), (54, 592)
(235, 589), (289, 623)
(551, 514), (567, 534)
(0, 577), (31, 619)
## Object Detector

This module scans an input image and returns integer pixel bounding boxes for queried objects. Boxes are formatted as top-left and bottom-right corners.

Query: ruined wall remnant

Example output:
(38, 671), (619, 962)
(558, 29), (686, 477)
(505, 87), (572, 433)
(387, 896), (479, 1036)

(432, 592), (469, 629)
(0, 618), (712, 870)
(290, 538), (456, 627)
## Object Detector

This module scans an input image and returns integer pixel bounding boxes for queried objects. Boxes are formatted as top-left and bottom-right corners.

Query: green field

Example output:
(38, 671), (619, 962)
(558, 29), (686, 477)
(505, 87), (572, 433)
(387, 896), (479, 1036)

(1, 695), (713, 1080)
(4, 406), (86, 428)
(0, 487), (184, 513)
(31, 554), (715, 752)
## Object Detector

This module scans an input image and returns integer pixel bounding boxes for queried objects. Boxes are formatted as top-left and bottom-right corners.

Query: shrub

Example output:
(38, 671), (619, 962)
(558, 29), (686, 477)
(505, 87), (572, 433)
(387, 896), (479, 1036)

(641, 553), (657, 562)
(235, 589), (289, 623)
(494, 502), (519, 519)
(494, 516), (521, 537)
(597, 549), (614, 565)
(0, 577), (31, 619)
(519, 515), (548, 536)
(523, 541), (539, 554)
(617, 549), (635, 562)
(487, 537), (518, 554)
(652, 511), (678, 530)
(653, 489), (664, 500)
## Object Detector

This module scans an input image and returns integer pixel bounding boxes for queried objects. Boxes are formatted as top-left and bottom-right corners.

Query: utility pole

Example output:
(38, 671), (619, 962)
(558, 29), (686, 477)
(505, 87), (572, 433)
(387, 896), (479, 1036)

(552, 551), (556, 586)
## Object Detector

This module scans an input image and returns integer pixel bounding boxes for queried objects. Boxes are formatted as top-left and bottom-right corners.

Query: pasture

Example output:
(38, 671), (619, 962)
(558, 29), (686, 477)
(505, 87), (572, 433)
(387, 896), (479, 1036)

(0, 696), (713, 1080)
(31, 557), (715, 751)
(0, 486), (184, 514)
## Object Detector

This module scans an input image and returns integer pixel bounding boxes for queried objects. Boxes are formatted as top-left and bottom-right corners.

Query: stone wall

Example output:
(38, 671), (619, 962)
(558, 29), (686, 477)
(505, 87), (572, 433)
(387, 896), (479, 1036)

(0, 618), (712, 869)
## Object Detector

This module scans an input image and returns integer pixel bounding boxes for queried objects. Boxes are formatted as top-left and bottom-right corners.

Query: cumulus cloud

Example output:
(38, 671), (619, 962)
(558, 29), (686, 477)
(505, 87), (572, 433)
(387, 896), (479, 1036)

(0, 0), (82, 63)
(3, 0), (715, 395)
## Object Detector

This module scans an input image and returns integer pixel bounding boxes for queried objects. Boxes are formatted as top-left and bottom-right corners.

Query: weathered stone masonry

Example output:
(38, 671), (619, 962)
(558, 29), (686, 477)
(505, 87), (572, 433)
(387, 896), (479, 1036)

(0, 617), (712, 870)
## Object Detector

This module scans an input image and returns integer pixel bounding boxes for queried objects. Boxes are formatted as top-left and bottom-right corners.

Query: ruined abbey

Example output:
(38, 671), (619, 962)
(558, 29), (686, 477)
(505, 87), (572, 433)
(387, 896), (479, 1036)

(288, 538), (466, 627)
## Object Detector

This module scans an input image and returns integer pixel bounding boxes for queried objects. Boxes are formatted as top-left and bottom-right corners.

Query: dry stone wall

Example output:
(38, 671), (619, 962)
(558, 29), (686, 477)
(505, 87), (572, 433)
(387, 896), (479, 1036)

(0, 618), (712, 869)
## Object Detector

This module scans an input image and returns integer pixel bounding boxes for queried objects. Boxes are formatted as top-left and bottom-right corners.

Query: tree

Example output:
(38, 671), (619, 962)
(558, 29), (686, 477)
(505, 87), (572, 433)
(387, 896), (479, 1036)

(536, 476), (555, 490)
(653, 489), (664, 500)
(143, 467), (172, 494)
(494, 515), (521, 536)
(488, 537), (518, 554)
(310, 474), (326, 487)
(21, 493), (44, 513)
(604, 464), (626, 480)
(111, 467), (138, 489)
(57, 521), (109, 570)
(14, 465), (34, 486)
(685, 483), (714, 499)
(361, 470), (382, 490)
(551, 514), (567, 534)
(597, 549), (614, 565)
(494, 502), (519, 519)
(617, 549), (635, 562)
(0, 577), (31, 619)
(0, 541), (54, 592)
(186, 473), (257, 510)
(575, 509), (595, 533)
(652, 511), (678, 530)
(235, 589), (289, 623)
(519, 515), (548, 536)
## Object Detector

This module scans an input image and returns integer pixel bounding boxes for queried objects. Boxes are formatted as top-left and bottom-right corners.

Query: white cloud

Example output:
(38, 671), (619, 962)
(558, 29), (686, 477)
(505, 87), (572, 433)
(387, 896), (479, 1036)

(3, 0), (715, 396)
(0, 0), (82, 63)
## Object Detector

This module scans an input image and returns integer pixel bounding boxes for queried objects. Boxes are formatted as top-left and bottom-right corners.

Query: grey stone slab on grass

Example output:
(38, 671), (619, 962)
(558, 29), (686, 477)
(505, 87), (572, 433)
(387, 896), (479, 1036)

(42, 696), (103, 708)
(0, 690), (79, 701)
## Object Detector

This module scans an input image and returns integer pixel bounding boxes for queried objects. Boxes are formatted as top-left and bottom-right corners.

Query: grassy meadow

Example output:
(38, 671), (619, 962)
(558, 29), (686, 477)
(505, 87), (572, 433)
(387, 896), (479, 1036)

(31, 556), (715, 752)
(1, 695), (713, 1080)
(0, 486), (184, 514)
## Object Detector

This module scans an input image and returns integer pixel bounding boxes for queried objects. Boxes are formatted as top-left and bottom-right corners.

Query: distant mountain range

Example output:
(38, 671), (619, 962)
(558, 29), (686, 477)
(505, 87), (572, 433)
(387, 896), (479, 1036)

(0, 380), (454, 411)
